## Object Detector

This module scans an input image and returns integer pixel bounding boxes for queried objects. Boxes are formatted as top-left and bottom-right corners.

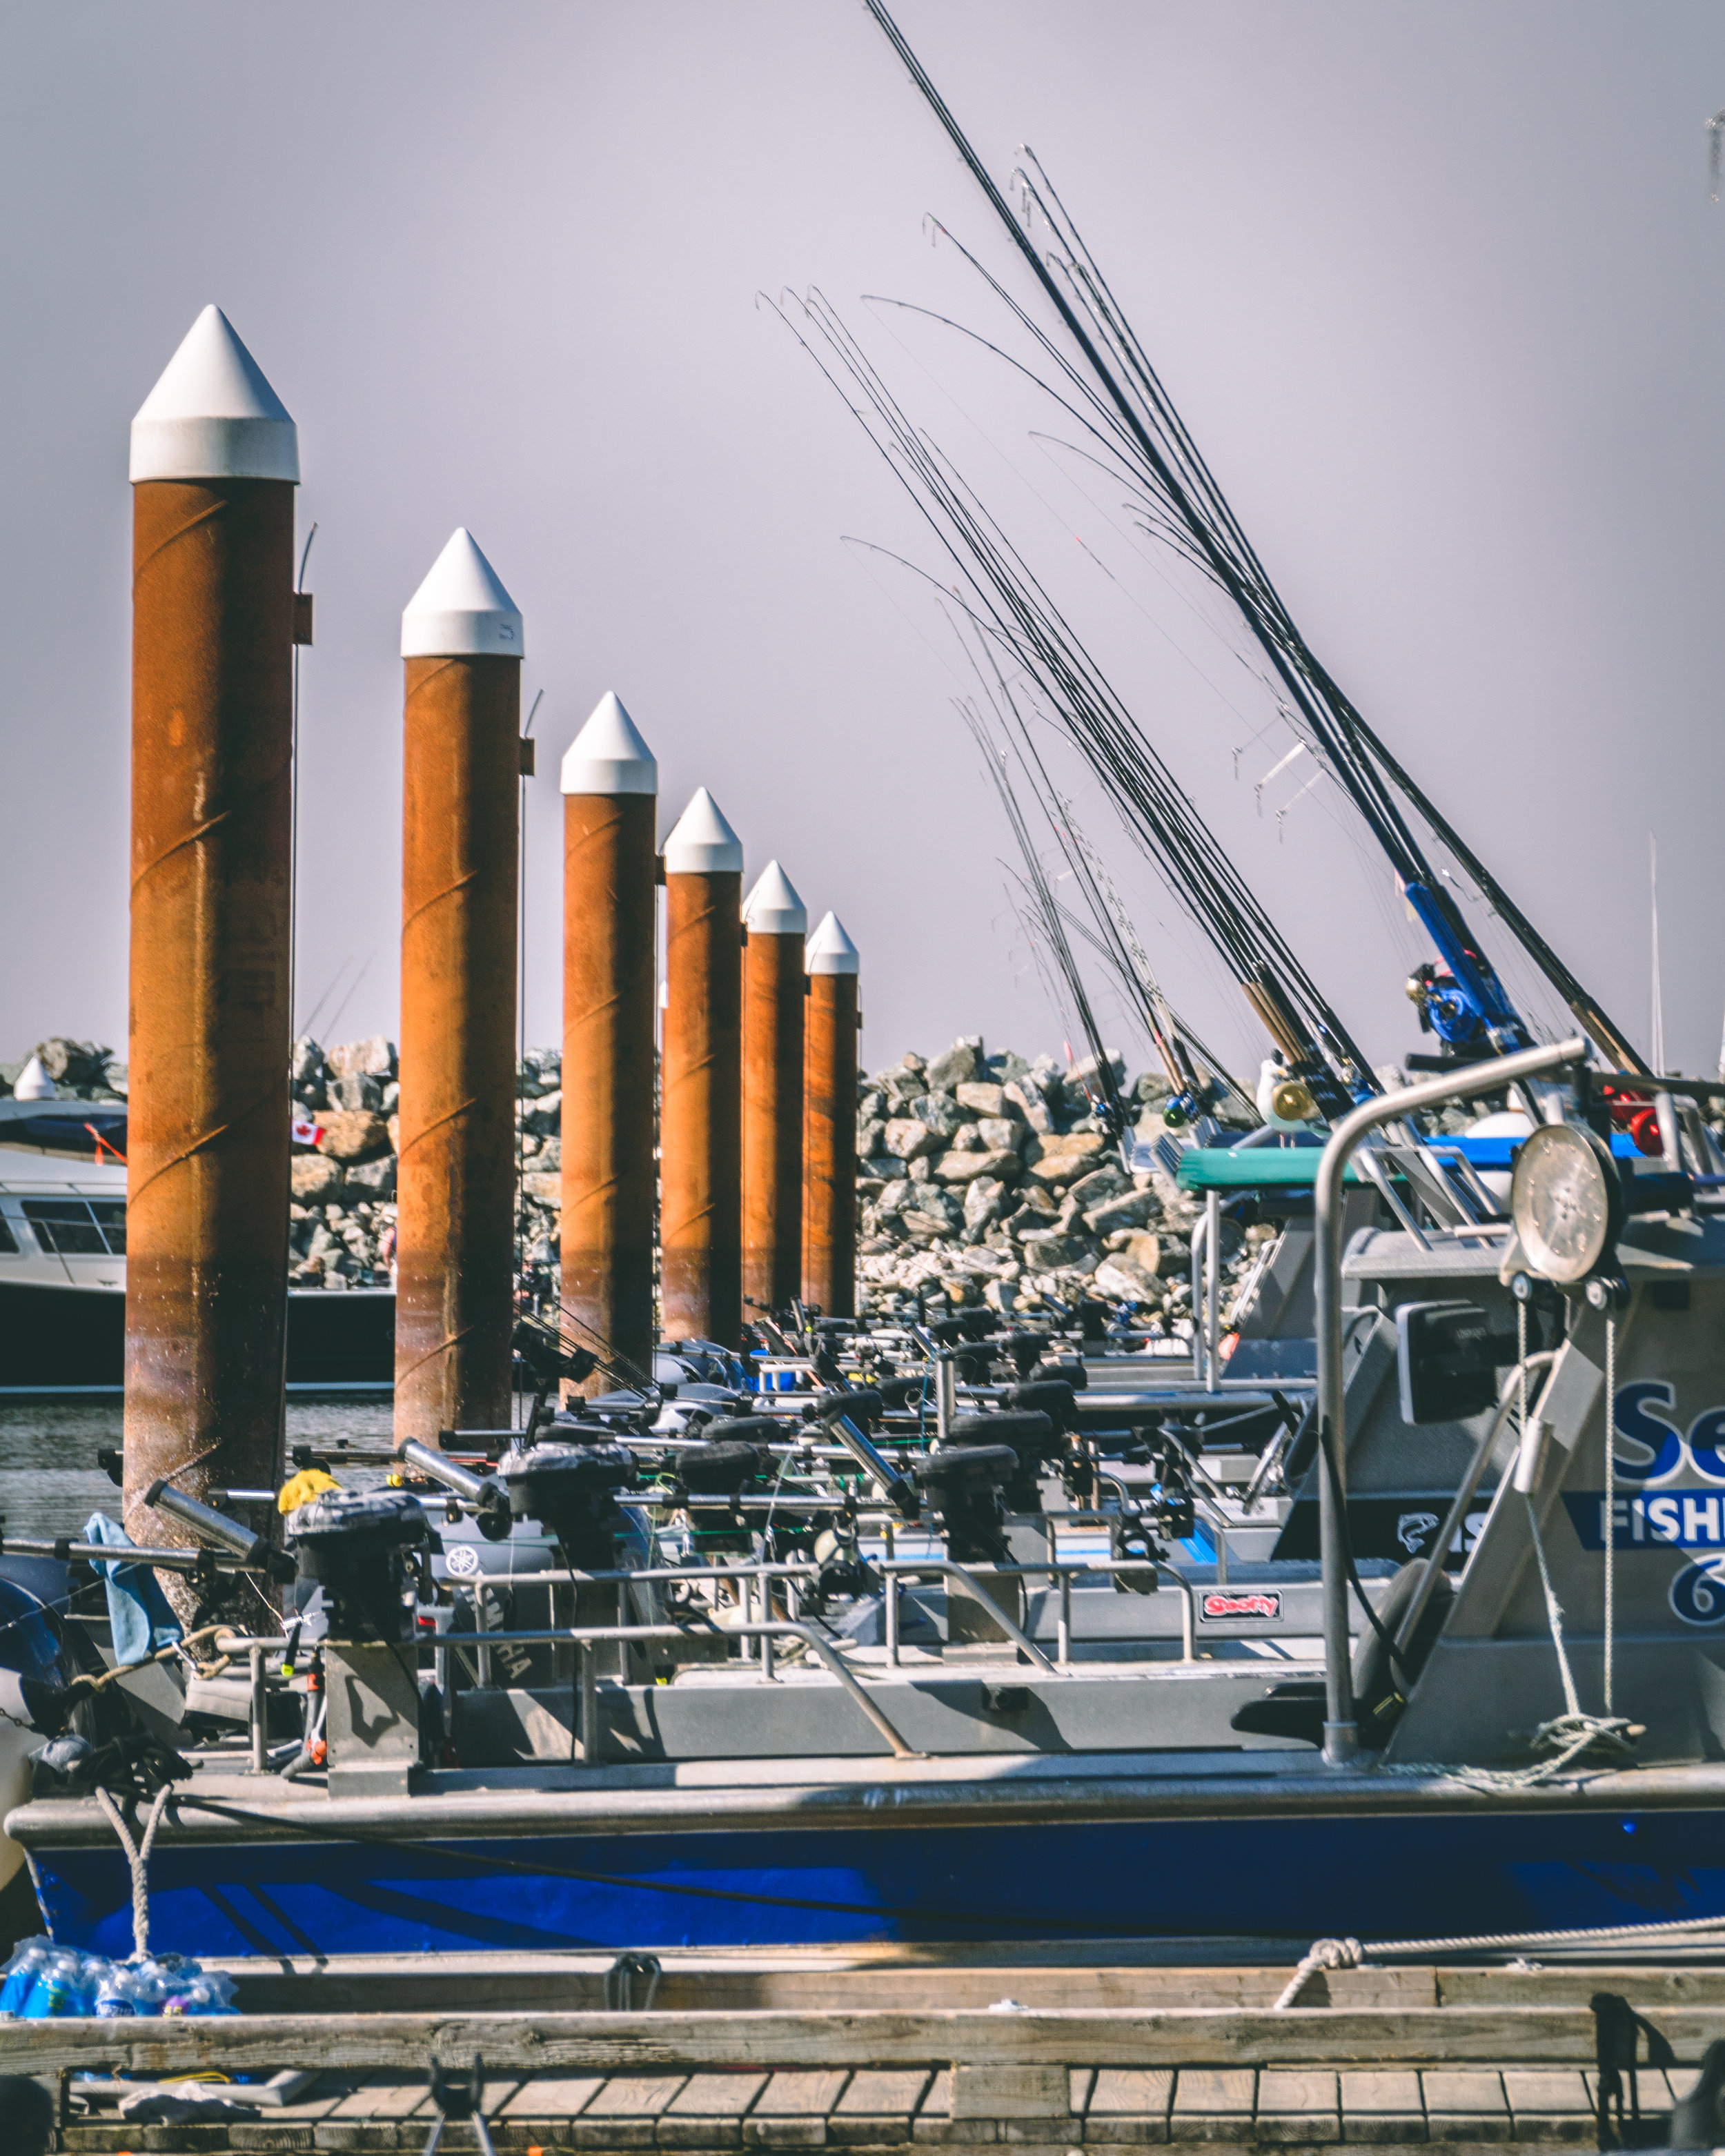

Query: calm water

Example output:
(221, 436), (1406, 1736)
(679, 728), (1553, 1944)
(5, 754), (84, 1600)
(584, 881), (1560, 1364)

(0, 1399), (397, 1539)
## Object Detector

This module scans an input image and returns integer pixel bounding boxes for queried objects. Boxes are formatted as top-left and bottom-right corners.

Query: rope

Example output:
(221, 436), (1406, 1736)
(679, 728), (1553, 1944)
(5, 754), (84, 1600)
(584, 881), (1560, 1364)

(1273, 1906), (1725, 2006)
(1272, 1936), (1362, 2009)
(1526, 1489), (1582, 1721)
(94, 1782), (172, 1959)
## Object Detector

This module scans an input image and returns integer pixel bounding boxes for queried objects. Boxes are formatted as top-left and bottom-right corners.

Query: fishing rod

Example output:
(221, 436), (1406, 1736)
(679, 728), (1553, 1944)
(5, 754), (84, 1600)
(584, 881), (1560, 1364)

(960, 635), (1253, 1125)
(859, 0), (1647, 1076)
(767, 282), (1370, 1111)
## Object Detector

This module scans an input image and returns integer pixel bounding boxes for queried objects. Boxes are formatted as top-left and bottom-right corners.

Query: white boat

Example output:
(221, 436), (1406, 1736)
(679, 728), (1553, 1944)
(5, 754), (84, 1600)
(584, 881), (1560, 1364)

(0, 1098), (392, 1392)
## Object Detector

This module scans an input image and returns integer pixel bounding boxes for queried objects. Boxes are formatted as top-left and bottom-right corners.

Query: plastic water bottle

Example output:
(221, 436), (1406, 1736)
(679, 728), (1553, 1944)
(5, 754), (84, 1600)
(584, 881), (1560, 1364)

(0, 1937), (51, 2016)
(23, 1949), (78, 2017)
(94, 1967), (134, 2018)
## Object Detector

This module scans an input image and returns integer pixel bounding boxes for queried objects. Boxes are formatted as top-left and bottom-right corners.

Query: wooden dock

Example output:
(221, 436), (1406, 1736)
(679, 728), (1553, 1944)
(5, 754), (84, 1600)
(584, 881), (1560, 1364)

(8, 1957), (1719, 2152)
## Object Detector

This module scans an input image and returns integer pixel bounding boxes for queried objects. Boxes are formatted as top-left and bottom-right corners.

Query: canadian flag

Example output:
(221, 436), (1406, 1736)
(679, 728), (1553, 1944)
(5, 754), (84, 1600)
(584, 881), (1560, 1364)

(291, 1115), (324, 1148)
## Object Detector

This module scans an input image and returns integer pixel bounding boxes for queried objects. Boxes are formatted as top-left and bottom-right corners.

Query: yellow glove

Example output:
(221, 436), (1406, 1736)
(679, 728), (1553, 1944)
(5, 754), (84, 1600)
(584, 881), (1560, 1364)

(277, 1467), (342, 1515)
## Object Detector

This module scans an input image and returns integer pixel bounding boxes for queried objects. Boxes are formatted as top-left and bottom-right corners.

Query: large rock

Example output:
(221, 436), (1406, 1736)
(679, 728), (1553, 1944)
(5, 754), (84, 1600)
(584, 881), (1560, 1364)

(1067, 1163), (1130, 1209)
(387, 1113), (401, 1155)
(522, 1090), (562, 1136)
(329, 1071), (383, 1113)
(963, 1176), (1011, 1234)
(1025, 1132), (1105, 1185)
(1119, 1231), (1163, 1275)
(881, 1066), (928, 1109)
(1017, 1229), (1085, 1267)
(976, 1116), (1025, 1153)
(955, 1080), (1009, 1117)
(1003, 1079), (1054, 1134)
(1085, 1189), (1160, 1235)
(925, 1039), (981, 1091)
(524, 1172), (562, 1204)
(883, 1118), (940, 1161)
(290, 1155), (345, 1203)
(933, 1147), (1022, 1185)
(317, 1109), (390, 1163)
(346, 1156), (396, 1200)
(327, 1036), (396, 1081)
(905, 1185), (963, 1231)
(911, 1093), (973, 1138)
(1094, 1256), (1157, 1301)
(34, 1038), (111, 1088)
(857, 1118), (886, 1158)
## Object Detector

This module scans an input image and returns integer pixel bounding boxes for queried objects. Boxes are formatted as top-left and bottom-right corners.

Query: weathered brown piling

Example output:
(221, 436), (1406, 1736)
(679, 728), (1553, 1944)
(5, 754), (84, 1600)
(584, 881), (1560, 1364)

(393, 531), (523, 1445)
(660, 789), (744, 1347)
(123, 306), (299, 1571)
(802, 911), (860, 1318)
(742, 862), (808, 1318)
(560, 692), (658, 1392)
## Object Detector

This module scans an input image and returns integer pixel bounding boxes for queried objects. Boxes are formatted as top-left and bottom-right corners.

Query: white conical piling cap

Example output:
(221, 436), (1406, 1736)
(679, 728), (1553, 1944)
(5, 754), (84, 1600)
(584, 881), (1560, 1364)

(11, 1055), (56, 1100)
(130, 305), (299, 484)
(401, 529), (524, 660)
(560, 691), (657, 796)
(662, 787), (743, 876)
(742, 861), (807, 936)
(805, 911), (860, 976)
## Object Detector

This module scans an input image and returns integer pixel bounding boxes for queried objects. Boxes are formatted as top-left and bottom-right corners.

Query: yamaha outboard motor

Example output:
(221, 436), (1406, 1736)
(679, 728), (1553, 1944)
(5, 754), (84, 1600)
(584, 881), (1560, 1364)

(287, 1489), (435, 1641)
(500, 1439), (637, 1570)
(911, 1441), (1018, 1564)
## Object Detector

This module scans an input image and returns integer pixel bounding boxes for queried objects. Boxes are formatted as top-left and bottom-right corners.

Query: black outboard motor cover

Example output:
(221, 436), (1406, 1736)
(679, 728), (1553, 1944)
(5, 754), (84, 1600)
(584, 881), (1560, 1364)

(500, 1440), (637, 1570)
(678, 1434), (771, 1496)
(911, 1440), (1019, 1563)
(1000, 1380), (1078, 1433)
(812, 1388), (885, 1431)
(947, 1409), (1059, 1514)
(288, 1488), (435, 1641)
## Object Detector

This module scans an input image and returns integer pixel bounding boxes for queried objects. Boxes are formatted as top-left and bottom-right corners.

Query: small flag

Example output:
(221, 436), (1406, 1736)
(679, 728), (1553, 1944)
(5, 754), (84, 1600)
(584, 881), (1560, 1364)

(291, 1115), (324, 1148)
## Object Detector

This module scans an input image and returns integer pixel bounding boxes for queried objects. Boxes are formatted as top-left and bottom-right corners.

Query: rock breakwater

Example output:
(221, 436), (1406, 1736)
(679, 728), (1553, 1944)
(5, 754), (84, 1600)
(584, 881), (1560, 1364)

(5, 1029), (1259, 1332)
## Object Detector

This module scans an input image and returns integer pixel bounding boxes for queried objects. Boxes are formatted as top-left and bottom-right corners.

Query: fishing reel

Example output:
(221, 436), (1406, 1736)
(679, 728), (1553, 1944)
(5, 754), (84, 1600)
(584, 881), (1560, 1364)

(1406, 962), (1484, 1048)
(288, 1487), (438, 1642)
(511, 1313), (600, 1441)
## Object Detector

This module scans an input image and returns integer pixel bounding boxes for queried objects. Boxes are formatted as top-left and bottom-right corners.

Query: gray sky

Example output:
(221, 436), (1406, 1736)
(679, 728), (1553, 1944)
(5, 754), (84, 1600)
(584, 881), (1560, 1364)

(4, 2), (1724, 1087)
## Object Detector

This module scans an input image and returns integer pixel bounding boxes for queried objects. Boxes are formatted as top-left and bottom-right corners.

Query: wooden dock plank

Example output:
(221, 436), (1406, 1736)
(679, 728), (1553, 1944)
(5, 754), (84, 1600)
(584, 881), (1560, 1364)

(19, 2001), (1713, 2076)
(1256, 2066), (1339, 2141)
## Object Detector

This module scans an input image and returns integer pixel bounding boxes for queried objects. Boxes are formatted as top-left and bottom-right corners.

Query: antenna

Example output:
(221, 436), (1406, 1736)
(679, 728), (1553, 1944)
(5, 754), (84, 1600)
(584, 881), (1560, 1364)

(1649, 832), (1665, 1075)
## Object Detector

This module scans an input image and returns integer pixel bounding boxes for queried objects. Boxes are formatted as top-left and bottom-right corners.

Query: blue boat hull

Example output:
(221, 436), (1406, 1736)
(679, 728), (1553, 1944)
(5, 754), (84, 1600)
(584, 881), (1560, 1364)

(30, 1804), (1725, 1961)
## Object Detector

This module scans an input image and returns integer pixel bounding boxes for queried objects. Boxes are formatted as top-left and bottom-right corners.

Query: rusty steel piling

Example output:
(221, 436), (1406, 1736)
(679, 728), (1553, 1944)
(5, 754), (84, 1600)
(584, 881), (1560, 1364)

(559, 692), (658, 1392)
(802, 911), (860, 1318)
(741, 862), (808, 1319)
(660, 789), (745, 1347)
(123, 306), (300, 1581)
(393, 531), (523, 1447)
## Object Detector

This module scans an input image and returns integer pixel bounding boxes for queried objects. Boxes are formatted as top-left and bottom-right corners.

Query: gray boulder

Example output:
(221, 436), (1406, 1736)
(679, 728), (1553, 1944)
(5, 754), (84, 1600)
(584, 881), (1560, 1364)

(883, 1118), (940, 1161)
(911, 1093), (973, 1138)
(327, 1036), (396, 1081)
(317, 1110), (391, 1163)
(290, 1156), (344, 1203)
(925, 1038), (981, 1091)
(346, 1156), (396, 1200)
(329, 1071), (383, 1113)
(933, 1148), (1022, 1185)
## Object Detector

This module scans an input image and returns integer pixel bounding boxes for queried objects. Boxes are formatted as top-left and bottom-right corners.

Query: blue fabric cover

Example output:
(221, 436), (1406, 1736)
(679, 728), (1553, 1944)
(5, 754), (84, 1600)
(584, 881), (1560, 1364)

(82, 1512), (183, 1666)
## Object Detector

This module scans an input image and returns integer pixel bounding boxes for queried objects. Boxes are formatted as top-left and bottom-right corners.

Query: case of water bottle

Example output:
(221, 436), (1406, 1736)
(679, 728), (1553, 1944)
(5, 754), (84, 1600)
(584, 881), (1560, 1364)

(0, 1936), (237, 2017)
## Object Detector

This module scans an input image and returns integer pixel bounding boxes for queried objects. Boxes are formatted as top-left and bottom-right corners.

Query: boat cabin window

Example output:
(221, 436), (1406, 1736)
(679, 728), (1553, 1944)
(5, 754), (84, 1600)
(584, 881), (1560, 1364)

(0, 1215), (16, 1254)
(21, 1199), (125, 1256)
